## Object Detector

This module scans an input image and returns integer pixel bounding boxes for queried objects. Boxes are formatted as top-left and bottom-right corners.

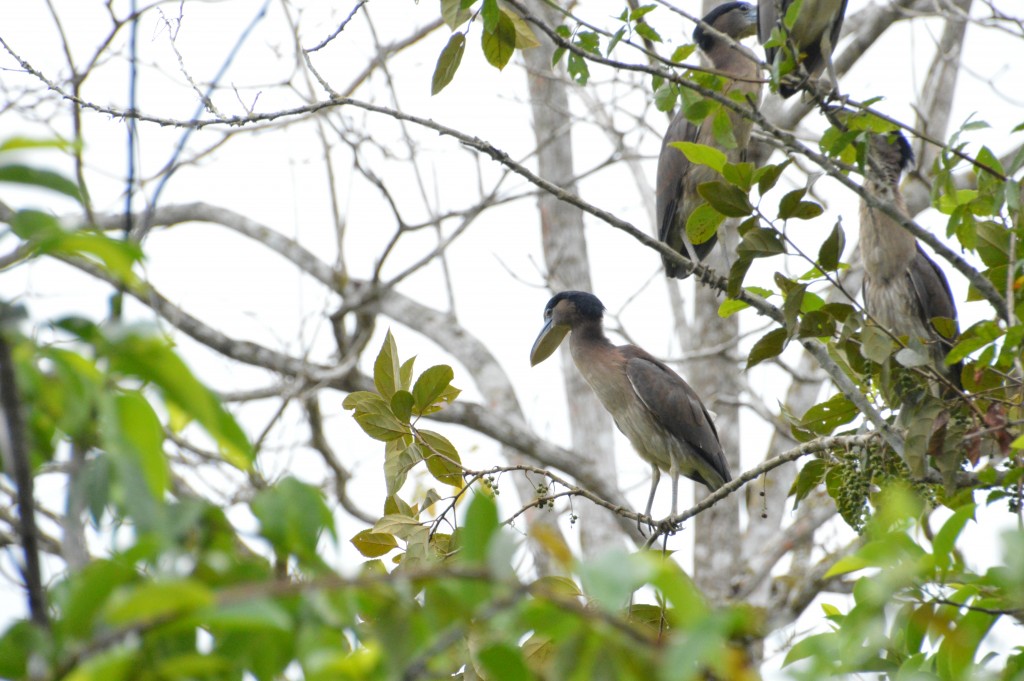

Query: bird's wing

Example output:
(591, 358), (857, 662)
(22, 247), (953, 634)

(656, 112), (722, 276)
(656, 112), (698, 246)
(907, 246), (963, 388)
(907, 246), (959, 340)
(623, 350), (731, 487)
(757, 0), (780, 63)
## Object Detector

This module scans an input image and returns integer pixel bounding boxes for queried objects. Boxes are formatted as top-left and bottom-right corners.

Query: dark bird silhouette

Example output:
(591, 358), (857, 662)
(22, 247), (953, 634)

(657, 1), (762, 278)
(530, 291), (731, 523)
(860, 131), (962, 389)
(758, 0), (847, 98)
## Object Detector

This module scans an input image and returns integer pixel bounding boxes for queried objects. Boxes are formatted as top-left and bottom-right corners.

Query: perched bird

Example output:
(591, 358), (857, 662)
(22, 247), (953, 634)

(530, 291), (731, 523)
(859, 131), (962, 389)
(757, 0), (847, 98)
(657, 1), (762, 278)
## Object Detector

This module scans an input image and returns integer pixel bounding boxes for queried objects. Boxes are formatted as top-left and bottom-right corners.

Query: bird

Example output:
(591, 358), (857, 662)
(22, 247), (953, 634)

(657, 1), (762, 278)
(859, 130), (962, 389)
(529, 291), (731, 525)
(757, 0), (847, 98)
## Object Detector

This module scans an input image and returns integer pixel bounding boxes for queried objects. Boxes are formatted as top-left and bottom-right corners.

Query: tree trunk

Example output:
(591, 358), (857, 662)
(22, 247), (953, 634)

(522, 0), (622, 556)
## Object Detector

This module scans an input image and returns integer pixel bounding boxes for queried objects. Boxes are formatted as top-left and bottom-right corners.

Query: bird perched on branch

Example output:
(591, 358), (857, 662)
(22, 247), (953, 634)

(530, 291), (731, 525)
(859, 131), (962, 389)
(657, 1), (762, 278)
(757, 0), (847, 98)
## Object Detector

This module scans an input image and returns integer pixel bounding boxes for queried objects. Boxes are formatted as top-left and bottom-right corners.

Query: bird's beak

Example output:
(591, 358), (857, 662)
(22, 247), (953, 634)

(530, 319), (570, 366)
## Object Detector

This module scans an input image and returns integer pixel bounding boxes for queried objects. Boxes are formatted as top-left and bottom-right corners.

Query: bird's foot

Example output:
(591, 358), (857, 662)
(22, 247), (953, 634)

(655, 516), (680, 536)
(636, 513), (657, 537)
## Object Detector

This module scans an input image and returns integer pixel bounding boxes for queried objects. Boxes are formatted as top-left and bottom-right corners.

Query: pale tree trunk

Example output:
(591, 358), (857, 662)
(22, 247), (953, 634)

(905, 0), (972, 215)
(686, 227), (743, 601)
(522, 0), (622, 556)
(686, 0), (743, 602)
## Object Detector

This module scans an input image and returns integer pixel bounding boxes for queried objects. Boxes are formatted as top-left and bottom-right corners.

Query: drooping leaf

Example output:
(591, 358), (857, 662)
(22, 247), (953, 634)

(818, 221), (846, 271)
(482, 12), (516, 70)
(431, 32), (466, 95)
(0, 163), (82, 202)
(351, 530), (399, 558)
(418, 429), (463, 487)
(696, 181), (752, 217)
(671, 141), (726, 173)
(251, 477), (336, 567)
(685, 203), (726, 247)
(746, 328), (788, 369)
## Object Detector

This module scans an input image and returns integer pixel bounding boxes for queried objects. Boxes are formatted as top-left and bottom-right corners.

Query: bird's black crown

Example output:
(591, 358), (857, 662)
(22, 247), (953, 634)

(888, 130), (914, 171)
(693, 1), (755, 51)
(546, 291), (605, 320)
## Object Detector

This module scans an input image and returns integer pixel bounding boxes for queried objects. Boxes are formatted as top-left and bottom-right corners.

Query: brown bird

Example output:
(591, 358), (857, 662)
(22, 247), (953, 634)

(859, 131), (961, 388)
(657, 1), (762, 278)
(530, 291), (731, 523)
(757, 0), (848, 98)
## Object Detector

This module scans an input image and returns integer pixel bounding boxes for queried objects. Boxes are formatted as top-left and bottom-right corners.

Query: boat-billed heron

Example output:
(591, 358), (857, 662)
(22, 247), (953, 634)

(758, 0), (847, 98)
(860, 131), (962, 388)
(530, 291), (732, 523)
(657, 1), (762, 278)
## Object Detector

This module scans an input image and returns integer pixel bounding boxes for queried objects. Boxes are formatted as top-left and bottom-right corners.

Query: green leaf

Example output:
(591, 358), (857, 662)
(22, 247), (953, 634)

(251, 477), (335, 567)
(671, 141), (726, 173)
(800, 393), (857, 435)
(504, 7), (540, 48)
(10, 208), (63, 240)
(482, 12), (516, 70)
(737, 228), (786, 257)
(110, 391), (169, 499)
(104, 579), (214, 626)
(431, 32), (466, 95)
(354, 408), (408, 442)
(933, 504), (975, 570)
(200, 599), (292, 633)
(789, 458), (827, 504)
(0, 136), (76, 153)
(440, 0), (471, 30)
(418, 429), (463, 487)
(390, 390), (414, 423)
(374, 330), (402, 399)
(778, 189), (823, 220)
(60, 559), (137, 638)
(0, 163), (82, 202)
(710, 108), (737, 149)
(481, 0), (499, 33)
(634, 22), (661, 43)
(460, 493), (499, 564)
(817, 221), (845, 271)
(860, 324), (895, 363)
(477, 643), (531, 681)
(104, 332), (253, 468)
(746, 328), (788, 369)
(685, 203), (726, 247)
(755, 161), (789, 195)
(350, 530), (399, 558)
(670, 44), (696, 62)
(697, 181), (752, 217)
(412, 364), (454, 414)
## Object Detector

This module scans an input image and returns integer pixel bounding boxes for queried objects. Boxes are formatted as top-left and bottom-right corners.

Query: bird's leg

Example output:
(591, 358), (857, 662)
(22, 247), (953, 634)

(821, 31), (841, 100)
(639, 465), (661, 534)
(669, 463), (680, 518)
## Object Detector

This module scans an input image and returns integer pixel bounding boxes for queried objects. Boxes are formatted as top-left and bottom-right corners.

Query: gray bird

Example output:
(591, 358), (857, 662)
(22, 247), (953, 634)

(657, 1), (762, 278)
(860, 131), (962, 389)
(530, 291), (731, 523)
(758, 0), (847, 98)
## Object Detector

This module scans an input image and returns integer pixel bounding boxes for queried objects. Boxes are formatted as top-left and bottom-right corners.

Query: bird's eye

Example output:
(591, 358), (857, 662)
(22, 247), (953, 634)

(544, 308), (552, 319)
